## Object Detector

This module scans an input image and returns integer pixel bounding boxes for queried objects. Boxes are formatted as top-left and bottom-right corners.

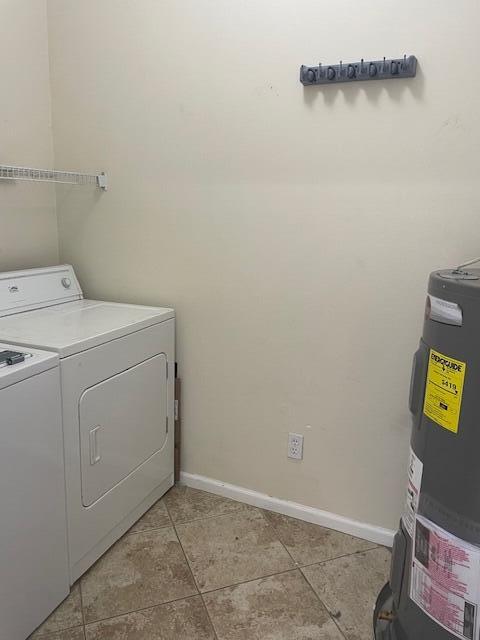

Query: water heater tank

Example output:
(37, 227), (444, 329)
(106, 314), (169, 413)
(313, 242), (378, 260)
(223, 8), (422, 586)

(375, 265), (480, 640)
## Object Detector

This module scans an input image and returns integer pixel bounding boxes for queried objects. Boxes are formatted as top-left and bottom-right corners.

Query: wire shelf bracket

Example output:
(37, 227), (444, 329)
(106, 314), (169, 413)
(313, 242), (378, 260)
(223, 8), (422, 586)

(0, 165), (108, 190)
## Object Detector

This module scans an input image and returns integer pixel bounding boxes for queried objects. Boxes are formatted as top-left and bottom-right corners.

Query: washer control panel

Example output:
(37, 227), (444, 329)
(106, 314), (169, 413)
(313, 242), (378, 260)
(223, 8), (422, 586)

(0, 265), (83, 317)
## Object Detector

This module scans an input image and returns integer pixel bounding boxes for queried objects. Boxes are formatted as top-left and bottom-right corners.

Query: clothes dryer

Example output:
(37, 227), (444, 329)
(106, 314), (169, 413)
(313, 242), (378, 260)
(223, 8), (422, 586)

(0, 265), (175, 581)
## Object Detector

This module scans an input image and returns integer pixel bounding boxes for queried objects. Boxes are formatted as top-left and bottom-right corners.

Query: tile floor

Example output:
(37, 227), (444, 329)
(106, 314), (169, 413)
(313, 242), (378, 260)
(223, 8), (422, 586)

(29, 485), (391, 640)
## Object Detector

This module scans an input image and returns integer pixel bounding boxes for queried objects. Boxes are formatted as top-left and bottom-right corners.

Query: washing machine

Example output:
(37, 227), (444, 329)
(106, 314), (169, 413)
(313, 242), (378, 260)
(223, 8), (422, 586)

(0, 344), (69, 640)
(0, 265), (175, 582)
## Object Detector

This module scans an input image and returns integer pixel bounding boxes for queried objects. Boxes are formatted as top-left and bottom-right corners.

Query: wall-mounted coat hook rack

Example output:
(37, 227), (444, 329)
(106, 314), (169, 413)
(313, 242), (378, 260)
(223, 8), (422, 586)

(300, 55), (417, 86)
(0, 165), (108, 190)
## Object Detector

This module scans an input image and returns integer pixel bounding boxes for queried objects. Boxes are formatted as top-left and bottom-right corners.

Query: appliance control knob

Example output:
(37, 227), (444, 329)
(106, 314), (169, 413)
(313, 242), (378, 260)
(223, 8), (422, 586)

(369, 63), (378, 77)
(347, 64), (356, 79)
(327, 66), (336, 80)
(61, 277), (72, 289)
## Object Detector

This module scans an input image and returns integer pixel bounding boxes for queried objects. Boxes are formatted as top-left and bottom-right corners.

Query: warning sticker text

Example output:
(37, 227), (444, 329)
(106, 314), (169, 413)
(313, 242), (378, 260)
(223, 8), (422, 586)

(411, 516), (480, 640)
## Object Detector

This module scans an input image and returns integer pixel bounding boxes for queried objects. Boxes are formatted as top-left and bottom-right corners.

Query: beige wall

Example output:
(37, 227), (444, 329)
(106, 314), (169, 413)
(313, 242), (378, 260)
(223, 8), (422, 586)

(0, 0), (58, 271)
(47, 0), (480, 530)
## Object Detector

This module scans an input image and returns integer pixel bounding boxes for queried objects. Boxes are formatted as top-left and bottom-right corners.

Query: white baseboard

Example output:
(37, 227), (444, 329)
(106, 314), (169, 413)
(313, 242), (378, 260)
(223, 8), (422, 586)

(180, 472), (395, 548)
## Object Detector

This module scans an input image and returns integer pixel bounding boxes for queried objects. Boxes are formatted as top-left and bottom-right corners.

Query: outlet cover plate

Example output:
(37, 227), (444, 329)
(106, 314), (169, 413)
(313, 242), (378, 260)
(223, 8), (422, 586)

(288, 433), (304, 460)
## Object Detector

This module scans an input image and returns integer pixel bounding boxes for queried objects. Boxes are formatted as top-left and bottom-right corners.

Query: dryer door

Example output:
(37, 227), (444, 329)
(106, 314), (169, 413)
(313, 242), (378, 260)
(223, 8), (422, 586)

(79, 353), (167, 507)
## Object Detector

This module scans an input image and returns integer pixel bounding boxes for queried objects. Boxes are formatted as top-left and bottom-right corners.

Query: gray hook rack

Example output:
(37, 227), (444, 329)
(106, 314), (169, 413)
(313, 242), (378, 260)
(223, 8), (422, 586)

(300, 55), (417, 86)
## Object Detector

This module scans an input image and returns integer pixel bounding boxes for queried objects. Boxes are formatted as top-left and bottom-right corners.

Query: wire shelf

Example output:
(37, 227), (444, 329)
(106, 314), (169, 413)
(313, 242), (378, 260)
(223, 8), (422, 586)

(0, 165), (108, 190)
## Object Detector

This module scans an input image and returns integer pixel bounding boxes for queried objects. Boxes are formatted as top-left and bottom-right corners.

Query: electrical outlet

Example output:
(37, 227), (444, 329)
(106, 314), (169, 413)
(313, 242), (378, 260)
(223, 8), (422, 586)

(288, 433), (304, 460)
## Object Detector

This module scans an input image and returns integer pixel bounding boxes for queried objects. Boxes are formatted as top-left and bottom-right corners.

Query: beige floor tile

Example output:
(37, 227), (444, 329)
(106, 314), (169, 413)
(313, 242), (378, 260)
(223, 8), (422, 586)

(204, 570), (344, 640)
(29, 584), (83, 638)
(129, 498), (171, 533)
(81, 527), (197, 623)
(84, 595), (215, 640)
(176, 509), (295, 592)
(165, 485), (251, 524)
(36, 629), (85, 640)
(263, 510), (376, 566)
(302, 547), (391, 640)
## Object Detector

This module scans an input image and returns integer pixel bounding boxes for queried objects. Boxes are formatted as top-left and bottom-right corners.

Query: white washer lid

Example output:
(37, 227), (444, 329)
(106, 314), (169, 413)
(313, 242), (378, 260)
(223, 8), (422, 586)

(0, 300), (175, 357)
(0, 343), (58, 390)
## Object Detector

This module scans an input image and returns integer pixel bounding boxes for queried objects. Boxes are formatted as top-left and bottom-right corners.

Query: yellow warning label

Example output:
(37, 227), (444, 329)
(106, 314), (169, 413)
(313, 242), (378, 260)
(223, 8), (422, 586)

(423, 349), (466, 434)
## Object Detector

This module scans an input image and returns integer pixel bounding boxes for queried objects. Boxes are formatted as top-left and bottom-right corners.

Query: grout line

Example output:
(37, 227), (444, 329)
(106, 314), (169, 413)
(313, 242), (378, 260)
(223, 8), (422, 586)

(125, 496), (174, 537)
(167, 495), (304, 637)
(259, 508), (298, 566)
(260, 504), (381, 547)
(126, 488), (250, 533)
(198, 565), (349, 640)
(170, 502), (298, 597)
(299, 546), (390, 640)
(170, 504), (253, 527)
(299, 569), (348, 640)
(258, 509), (352, 637)
(33, 584), (87, 639)
(199, 566), (305, 597)
(261, 508), (379, 570)
(163, 497), (202, 595)
(80, 497), (200, 630)
(125, 522), (173, 536)
(164, 497), (246, 640)
(331, 616), (348, 640)
(300, 569), (349, 640)
(187, 533), (384, 597)
(78, 581), (87, 640)
(302, 544), (387, 570)
(164, 497), (174, 527)
(124, 502), (266, 536)
(33, 623), (85, 639)
(294, 544), (379, 571)
(164, 498), (220, 640)
(82, 594), (204, 630)
(33, 625), (86, 640)
(78, 579), (86, 627)
(199, 592), (221, 640)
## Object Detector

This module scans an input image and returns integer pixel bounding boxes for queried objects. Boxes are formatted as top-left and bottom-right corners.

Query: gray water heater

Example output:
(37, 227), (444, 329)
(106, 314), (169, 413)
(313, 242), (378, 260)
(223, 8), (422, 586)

(375, 263), (480, 640)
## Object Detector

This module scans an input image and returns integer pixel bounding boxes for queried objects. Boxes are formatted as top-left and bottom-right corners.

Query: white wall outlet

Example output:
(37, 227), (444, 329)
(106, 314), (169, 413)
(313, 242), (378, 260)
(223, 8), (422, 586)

(288, 433), (304, 460)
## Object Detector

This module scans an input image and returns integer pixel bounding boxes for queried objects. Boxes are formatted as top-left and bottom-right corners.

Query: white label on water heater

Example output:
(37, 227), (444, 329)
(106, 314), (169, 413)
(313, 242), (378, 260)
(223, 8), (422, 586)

(427, 294), (463, 326)
(410, 515), (480, 640)
(402, 447), (423, 538)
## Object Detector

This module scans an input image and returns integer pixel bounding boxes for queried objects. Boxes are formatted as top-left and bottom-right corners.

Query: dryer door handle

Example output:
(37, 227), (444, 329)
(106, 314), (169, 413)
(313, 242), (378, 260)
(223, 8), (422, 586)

(89, 426), (101, 465)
